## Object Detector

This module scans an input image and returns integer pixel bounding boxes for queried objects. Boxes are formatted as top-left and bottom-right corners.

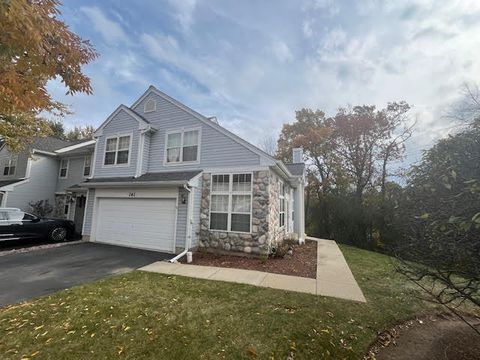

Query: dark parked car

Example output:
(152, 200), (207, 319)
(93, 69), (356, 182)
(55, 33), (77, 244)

(0, 208), (75, 244)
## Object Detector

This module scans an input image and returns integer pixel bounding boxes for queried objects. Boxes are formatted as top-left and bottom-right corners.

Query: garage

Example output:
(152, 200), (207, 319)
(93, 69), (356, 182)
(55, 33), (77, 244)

(95, 197), (177, 252)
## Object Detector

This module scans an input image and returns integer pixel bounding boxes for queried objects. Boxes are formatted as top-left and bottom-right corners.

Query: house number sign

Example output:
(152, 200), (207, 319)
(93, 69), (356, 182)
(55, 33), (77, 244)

(128, 192), (136, 198)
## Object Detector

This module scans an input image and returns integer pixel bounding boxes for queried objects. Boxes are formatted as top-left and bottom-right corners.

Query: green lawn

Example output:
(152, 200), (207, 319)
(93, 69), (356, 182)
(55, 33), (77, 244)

(0, 246), (439, 359)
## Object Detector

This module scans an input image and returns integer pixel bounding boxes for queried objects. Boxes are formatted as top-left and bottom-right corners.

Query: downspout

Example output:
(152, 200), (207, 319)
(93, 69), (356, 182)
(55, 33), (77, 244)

(169, 183), (194, 263)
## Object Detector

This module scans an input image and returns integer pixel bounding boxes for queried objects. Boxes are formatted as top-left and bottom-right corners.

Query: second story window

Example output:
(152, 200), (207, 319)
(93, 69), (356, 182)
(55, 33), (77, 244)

(104, 135), (131, 166)
(59, 159), (69, 178)
(166, 129), (199, 164)
(3, 156), (16, 176)
(83, 154), (92, 177)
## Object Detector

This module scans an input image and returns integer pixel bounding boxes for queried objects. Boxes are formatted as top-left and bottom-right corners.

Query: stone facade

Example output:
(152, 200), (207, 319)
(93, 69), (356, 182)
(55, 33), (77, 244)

(54, 194), (70, 219)
(198, 170), (290, 255)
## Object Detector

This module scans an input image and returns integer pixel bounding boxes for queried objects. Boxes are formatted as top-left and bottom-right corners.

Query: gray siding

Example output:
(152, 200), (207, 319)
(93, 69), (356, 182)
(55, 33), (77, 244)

(0, 146), (29, 180)
(93, 109), (140, 178)
(175, 187), (188, 248)
(82, 189), (96, 235)
(5, 154), (58, 211)
(132, 93), (261, 171)
(55, 156), (87, 192)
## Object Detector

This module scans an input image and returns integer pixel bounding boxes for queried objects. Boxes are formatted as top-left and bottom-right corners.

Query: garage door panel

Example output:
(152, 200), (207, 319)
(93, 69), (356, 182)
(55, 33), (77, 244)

(95, 198), (176, 252)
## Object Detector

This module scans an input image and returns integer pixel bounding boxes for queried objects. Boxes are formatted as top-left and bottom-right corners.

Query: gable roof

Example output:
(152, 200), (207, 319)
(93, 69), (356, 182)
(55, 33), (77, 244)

(94, 105), (154, 137)
(55, 139), (96, 154)
(131, 85), (277, 164)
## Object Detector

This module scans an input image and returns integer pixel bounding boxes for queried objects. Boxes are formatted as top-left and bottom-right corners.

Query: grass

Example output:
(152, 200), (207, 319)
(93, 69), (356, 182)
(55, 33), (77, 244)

(0, 245), (441, 359)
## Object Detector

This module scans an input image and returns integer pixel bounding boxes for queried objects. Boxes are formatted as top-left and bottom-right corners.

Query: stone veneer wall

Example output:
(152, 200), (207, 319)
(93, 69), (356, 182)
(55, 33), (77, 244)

(198, 170), (288, 255)
(54, 194), (68, 219)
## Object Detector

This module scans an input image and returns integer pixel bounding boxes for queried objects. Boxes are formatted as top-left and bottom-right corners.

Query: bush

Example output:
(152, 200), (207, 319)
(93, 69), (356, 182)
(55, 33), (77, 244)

(28, 199), (53, 218)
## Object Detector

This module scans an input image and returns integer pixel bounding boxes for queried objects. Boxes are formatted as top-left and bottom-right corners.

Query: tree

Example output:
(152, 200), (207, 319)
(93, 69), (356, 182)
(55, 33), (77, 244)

(332, 103), (412, 200)
(0, 0), (98, 151)
(47, 120), (66, 139)
(277, 109), (345, 194)
(394, 123), (480, 334)
(65, 125), (95, 141)
(258, 135), (277, 156)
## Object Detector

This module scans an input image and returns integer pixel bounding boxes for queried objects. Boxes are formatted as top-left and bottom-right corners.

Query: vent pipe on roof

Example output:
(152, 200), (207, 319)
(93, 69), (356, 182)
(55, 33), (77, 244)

(293, 148), (303, 163)
(208, 116), (218, 124)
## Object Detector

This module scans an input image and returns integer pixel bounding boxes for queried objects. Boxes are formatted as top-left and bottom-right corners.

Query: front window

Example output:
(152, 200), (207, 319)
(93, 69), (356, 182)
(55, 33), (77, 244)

(83, 154), (92, 176)
(104, 135), (130, 165)
(3, 156), (16, 176)
(166, 129), (199, 164)
(210, 173), (252, 233)
(279, 182), (285, 227)
(59, 159), (69, 178)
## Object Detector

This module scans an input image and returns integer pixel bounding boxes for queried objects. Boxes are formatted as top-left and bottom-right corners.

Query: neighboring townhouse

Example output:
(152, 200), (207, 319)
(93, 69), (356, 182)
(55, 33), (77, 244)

(0, 137), (95, 233)
(80, 86), (306, 257)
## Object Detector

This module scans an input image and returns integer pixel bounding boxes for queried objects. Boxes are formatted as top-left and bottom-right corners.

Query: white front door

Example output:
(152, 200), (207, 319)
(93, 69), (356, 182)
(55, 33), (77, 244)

(95, 197), (176, 252)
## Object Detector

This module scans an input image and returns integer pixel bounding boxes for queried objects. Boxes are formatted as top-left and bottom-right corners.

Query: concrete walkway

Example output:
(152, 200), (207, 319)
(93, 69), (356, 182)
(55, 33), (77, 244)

(139, 238), (366, 302)
(312, 237), (366, 302)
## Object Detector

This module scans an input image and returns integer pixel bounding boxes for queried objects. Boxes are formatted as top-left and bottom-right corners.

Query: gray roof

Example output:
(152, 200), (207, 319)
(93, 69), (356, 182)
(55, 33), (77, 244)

(0, 179), (24, 188)
(83, 170), (202, 185)
(29, 137), (72, 152)
(285, 163), (305, 176)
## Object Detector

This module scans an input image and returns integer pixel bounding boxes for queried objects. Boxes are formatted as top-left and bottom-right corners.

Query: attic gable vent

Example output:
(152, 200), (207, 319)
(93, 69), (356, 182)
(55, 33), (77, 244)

(144, 98), (156, 113)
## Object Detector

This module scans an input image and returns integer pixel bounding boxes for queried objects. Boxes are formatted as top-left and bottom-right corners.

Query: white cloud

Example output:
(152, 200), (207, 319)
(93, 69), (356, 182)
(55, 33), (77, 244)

(80, 6), (130, 45)
(167, 0), (198, 32)
(271, 40), (294, 63)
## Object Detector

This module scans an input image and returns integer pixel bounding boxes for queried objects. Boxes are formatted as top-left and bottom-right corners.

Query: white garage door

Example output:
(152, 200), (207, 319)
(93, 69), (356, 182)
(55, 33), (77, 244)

(95, 198), (176, 252)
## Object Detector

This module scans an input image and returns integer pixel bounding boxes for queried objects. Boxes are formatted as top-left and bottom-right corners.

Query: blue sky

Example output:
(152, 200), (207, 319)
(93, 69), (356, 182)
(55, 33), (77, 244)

(49, 0), (480, 163)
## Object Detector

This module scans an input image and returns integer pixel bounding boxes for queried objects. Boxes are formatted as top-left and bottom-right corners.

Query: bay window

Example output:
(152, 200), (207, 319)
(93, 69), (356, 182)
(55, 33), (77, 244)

(210, 173), (252, 233)
(104, 135), (130, 165)
(166, 128), (199, 163)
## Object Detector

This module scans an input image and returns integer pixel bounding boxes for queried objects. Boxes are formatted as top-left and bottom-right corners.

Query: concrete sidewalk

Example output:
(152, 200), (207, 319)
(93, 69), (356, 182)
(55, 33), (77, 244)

(312, 237), (366, 302)
(140, 238), (366, 302)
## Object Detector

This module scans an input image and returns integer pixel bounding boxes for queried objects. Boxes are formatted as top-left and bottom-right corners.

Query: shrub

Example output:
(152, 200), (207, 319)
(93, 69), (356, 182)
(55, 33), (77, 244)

(28, 199), (53, 218)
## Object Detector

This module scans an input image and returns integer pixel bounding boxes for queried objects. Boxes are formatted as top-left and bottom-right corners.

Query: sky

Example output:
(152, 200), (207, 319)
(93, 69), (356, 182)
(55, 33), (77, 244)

(49, 0), (480, 164)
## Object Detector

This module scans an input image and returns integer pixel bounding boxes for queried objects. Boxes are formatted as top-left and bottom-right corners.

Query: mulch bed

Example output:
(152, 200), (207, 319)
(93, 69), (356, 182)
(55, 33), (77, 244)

(185, 239), (317, 279)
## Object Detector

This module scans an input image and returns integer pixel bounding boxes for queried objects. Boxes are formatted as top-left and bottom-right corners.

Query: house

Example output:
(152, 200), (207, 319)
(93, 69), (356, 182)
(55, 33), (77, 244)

(80, 86), (306, 257)
(0, 137), (95, 233)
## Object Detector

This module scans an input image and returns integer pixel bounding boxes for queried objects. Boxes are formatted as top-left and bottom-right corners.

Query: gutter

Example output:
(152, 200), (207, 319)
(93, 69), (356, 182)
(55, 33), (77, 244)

(81, 180), (188, 188)
(169, 183), (194, 263)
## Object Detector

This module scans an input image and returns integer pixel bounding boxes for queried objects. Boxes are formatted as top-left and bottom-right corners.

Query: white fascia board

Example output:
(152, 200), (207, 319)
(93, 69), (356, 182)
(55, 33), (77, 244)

(82, 180), (188, 188)
(32, 149), (57, 156)
(55, 140), (96, 153)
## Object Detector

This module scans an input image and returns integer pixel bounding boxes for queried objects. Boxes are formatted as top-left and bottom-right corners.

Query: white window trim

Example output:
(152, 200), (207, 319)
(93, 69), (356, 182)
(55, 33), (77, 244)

(83, 154), (92, 177)
(164, 127), (202, 166)
(209, 172), (253, 234)
(3, 155), (17, 176)
(144, 98), (156, 113)
(102, 133), (133, 168)
(279, 181), (285, 229)
(59, 158), (69, 179)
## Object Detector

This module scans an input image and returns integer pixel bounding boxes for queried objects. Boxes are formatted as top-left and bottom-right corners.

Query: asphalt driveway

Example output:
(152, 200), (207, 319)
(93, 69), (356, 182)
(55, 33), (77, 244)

(0, 242), (170, 307)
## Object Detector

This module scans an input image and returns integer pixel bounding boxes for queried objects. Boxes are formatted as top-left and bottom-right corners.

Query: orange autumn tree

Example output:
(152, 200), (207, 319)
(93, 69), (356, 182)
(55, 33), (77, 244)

(0, 0), (98, 151)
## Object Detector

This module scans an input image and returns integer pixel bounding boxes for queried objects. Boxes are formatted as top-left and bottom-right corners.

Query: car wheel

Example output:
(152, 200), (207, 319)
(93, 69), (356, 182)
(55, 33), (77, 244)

(49, 226), (67, 242)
